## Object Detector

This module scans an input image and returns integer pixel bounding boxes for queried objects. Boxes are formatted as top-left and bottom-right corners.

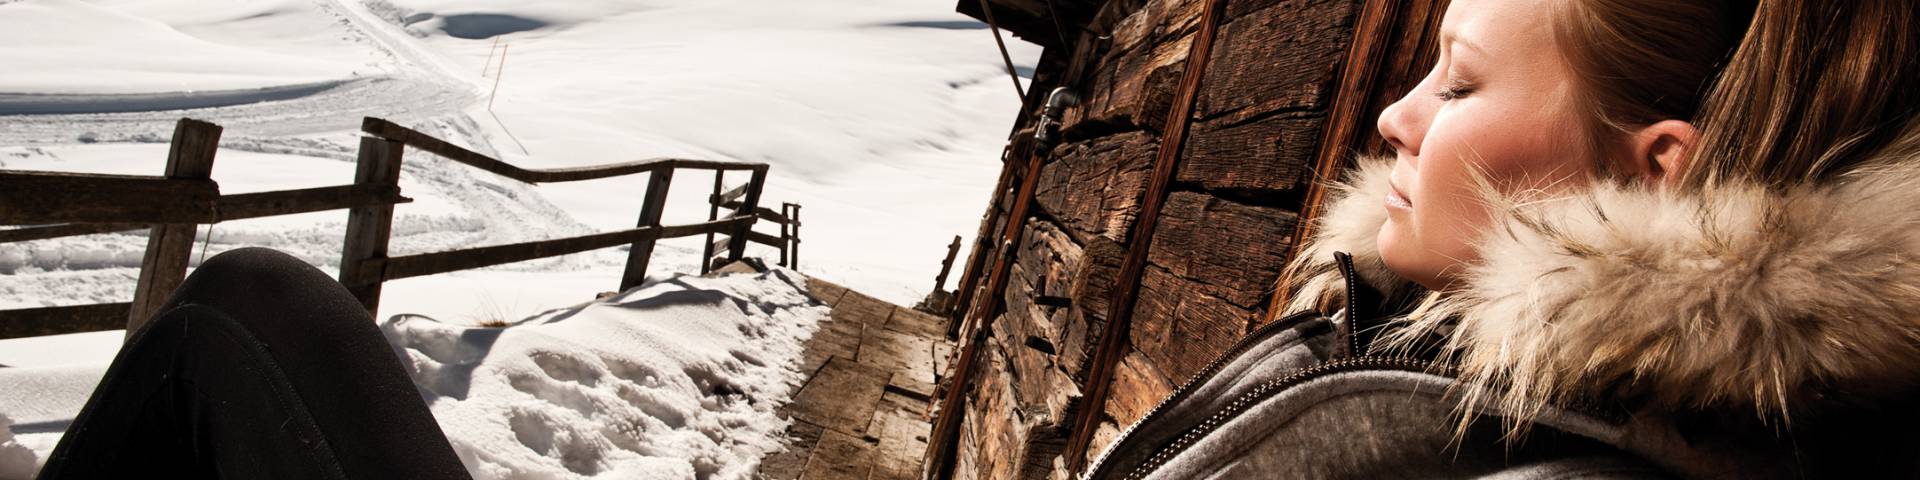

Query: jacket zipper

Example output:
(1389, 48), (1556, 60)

(1079, 312), (1348, 478)
(1118, 356), (1452, 480)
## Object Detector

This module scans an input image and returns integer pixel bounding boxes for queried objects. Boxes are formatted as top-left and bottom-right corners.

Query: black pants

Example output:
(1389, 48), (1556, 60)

(36, 248), (471, 479)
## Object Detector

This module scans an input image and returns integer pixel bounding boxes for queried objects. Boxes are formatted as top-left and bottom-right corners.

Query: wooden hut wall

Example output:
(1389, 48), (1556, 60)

(938, 0), (1446, 478)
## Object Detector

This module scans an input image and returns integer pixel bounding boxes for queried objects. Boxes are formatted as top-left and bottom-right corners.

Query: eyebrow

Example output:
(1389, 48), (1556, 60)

(1440, 31), (1486, 56)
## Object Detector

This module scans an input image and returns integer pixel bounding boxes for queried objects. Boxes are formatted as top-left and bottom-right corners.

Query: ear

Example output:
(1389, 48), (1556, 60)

(1627, 119), (1698, 187)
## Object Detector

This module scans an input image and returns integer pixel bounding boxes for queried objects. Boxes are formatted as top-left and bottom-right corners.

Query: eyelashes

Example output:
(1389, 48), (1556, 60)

(1433, 79), (1475, 101)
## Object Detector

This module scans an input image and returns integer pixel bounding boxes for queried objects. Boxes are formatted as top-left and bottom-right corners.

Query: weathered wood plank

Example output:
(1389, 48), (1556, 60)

(787, 203), (802, 268)
(0, 303), (131, 340)
(724, 169), (768, 262)
(339, 136), (405, 314)
(361, 117), (764, 183)
(1178, 113), (1321, 192)
(216, 185), (409, 221)
(1191, 0), (1355, 122)
(0, 223), (149, 243)
(1145, 191), (1300, 307)
(1268, 0), (1449, 323)
(778, 204), (792, 267)
(709, 183), (749, 206)
(0, 171), (217, 225)
(619, 170), (674, 291)
(788, 356), (889, 436)
(701, 171), (726, 275)
(0, 185), (404, 240)
(933, 235), (962, 294)
(1066, 0), (1230, 469)
(714, 200), (789, 224)
(367, 217), (752, 284)
(744, 230), (783, 248)
(128, 118), (221, 333)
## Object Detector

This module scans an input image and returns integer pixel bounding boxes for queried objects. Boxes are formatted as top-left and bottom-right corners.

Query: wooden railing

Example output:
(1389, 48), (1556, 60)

(699, 173), (800, 273)
(0, 117), (789, 339)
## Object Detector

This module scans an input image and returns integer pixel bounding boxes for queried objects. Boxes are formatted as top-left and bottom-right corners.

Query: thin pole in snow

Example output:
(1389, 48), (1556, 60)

(481, 37), (502, 77)
(488, 43), (509, 110)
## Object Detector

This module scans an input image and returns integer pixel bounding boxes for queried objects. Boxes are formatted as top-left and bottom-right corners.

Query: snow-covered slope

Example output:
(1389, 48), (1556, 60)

(387, 269), (826, 479)
(0, 269), (829, 479)
(0, 0), (1039, 338)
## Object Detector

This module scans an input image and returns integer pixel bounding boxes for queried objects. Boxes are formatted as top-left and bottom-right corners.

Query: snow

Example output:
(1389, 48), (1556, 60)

(387, 269), (825, 479)
(2, 0), (1039, 475)
(0, 269), (828, 479)
(0, 0), (361, 94)
(0, 415), (39, 480)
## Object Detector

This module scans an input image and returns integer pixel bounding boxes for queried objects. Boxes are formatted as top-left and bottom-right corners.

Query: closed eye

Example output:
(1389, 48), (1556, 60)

(1434, 79), (1474, 101)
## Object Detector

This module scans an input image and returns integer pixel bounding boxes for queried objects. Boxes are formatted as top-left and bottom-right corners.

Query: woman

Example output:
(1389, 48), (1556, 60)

(1085, 0), (1920, 478)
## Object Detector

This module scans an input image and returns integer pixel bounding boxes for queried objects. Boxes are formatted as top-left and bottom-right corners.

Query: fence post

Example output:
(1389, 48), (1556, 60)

(788, 203), (801, 269)
(778, 204), (792, 267)
(701, 171), (724, 275)
(340, 136), (405, 316)
(619, 169), (675, 291)
(725, 167), (768, 263)
(934, 235), (961, 294)
(126, 119), (222, 335)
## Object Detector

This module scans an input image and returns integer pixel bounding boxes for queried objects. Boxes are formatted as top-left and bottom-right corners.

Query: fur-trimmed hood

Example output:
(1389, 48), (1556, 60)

(1284, 152), (1920, 424)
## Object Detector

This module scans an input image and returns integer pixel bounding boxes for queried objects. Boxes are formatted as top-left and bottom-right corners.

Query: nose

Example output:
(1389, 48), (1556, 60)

(1376, 76), (1433, 160)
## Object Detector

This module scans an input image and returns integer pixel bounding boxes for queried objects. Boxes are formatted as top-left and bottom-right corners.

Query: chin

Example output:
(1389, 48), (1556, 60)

(1376, 220), (1444, 290)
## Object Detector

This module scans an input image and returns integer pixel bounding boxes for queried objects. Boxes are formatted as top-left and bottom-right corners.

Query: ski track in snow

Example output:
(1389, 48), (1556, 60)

(0, 76), (470, 144)
(0, 0), (615, 310)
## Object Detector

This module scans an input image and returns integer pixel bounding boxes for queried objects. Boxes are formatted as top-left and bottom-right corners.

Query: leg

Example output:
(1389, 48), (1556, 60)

(36, 248), (470, 479)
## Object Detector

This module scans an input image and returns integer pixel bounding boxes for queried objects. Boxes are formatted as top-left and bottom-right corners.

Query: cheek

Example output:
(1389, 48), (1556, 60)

(1386, 105), (1575, 286)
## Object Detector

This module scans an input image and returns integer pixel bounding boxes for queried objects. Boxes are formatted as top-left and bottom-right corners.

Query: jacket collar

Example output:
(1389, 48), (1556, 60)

(1287, 153), (1920, 423)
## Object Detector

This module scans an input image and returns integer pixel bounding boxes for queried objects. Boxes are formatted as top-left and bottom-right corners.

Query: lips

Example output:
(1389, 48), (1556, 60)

(1386, 179), (1413, 210)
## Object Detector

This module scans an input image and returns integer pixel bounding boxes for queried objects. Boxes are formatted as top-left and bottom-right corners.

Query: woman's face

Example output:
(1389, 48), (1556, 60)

(1374, 0), (1594, 290)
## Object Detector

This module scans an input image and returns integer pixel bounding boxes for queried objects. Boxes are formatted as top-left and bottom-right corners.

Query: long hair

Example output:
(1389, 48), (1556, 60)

(1284, 0), (1920, 315)
(1552, 0), (1920, 189)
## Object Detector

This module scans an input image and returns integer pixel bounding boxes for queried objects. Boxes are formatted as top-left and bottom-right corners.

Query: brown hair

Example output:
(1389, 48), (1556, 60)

(1551, 0), (1920, 188)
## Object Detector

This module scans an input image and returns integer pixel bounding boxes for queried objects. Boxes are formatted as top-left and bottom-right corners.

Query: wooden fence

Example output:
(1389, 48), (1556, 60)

(699, 171), (800, 274)
(0, 117), (788, 339)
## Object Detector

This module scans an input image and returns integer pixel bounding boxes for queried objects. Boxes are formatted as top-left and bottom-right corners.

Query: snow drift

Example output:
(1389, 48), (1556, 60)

(0, 269), (829, 479)
(382, 268), (826, 479)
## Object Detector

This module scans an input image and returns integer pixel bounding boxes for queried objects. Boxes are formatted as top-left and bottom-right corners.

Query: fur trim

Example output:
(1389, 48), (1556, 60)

(1280, 159), (1414, 315)
(1292, 155), (1920, 423)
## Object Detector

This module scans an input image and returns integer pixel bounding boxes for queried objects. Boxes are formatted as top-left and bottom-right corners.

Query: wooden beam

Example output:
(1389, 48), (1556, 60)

(744, 230), (783, 247)
(701, 171), (725, 275)
(714, 200), (790, 223)
(725, 168), (769, 263)
(933, 234), (962, 293)
(128, 118), (221, 335)
(0, 223), (149, 243)
(216, 185), (410, 221)
(339, 136), (406, 316)
(1262, 0), (1448, 323)
(924, 111), (1069, 480)
(787, 204), (801, 269)
(709, 235), (733, 260)
(0, 303), (131, 340)
(361, 117), (762, 183)
(1064, 0), (1229, 471)
(778, 204), (792, 267)
(619, 170), (674, 291)
(0, 171), (217, 225)
(369, 217), (752, 283)
(709, 183), (750, 206)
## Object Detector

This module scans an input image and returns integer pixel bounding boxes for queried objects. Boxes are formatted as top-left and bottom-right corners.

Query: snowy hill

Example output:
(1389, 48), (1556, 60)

(0, 0), (1039, 358)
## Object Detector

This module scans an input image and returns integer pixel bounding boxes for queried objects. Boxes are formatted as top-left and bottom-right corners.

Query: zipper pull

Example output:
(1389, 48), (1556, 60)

(1333, 251), (1385, 358)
